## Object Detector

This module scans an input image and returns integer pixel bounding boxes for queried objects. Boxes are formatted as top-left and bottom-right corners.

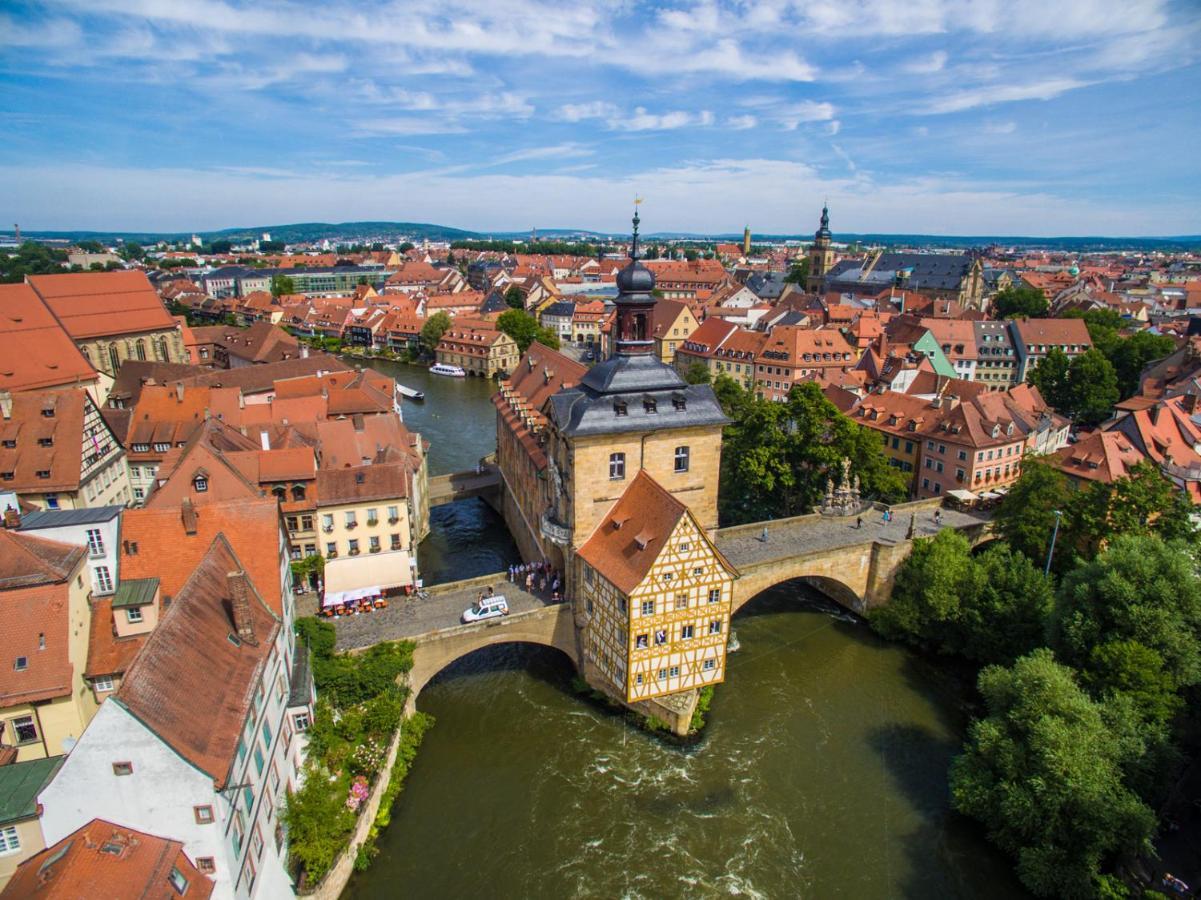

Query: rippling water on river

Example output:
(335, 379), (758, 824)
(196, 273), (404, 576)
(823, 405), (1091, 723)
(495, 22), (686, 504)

(345, 585), (1028, 900)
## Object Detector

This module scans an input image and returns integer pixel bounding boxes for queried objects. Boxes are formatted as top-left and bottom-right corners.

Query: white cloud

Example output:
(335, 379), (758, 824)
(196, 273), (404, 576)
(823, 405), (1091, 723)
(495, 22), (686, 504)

(921, 78), (1091, 114)
(615, 107), (712, 131)
(982, 120), (1017, 135)
(825, 120), (841, 136)
(778, 101), (837, 130)
(727, 115), (757, 130)
(903, 51), (947, 75)
(554, 102), (620, 122)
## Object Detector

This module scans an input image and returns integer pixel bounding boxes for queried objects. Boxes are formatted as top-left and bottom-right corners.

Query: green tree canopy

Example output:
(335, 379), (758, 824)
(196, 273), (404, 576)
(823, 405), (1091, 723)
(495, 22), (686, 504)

(716, 380), (907, 525)
(503, 285), (525, 309)
(1051, 534), (1201, 690)
(1062, 348), (1120, 426)
(0, 242), (70, 283)
(119, 241), (145, 261)
(1108, 330), (1175, 399)
(270, 273), (297, 297)
(993, 285), (1049, 319)
(683, 361), (711, 385)
(1063, 460), (1197, 558)
(419, 311), (452, 355)
(950, 649), (1155, 899)
(496, 308), (558, 353)
(783, 257), (810, 285)
(1028, 347), (1071, 410)
(992, 458), (1074, 565)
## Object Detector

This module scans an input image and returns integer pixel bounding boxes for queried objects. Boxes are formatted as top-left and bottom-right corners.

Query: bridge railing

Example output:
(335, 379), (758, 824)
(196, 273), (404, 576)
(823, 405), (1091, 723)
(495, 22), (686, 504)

(715, 495), (947, 538)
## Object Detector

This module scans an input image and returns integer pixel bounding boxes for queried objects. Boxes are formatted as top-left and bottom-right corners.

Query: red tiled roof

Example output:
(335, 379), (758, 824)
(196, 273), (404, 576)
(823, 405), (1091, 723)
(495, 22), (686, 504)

(0, 284), (99, 392)
(576, 471), (687, 595)
(85, 597), (148, 679)
(0, 526), (84, 590)
(27, 271), (177, 340)
(0, 389), (98, 493)
(2, 818), (213, 900)
(0, 580), (74, 708)
(116, 535), (279, 787)
(493, 342), (586, 471)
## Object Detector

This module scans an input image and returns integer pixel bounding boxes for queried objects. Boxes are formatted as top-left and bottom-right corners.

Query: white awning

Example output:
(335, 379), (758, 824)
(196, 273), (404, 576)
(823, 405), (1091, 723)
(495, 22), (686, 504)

(947, 489), (978, 501)
(322, 552), (413, 607)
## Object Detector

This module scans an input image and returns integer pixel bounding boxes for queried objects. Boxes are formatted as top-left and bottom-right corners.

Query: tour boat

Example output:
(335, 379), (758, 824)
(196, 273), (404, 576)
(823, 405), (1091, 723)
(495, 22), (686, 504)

(429, 364), (467, 377)
(396, 383), (426, 401)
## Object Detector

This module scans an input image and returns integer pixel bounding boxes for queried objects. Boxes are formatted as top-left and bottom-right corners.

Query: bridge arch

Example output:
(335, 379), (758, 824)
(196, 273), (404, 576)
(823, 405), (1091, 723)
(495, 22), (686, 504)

(405, 605), (577, 709)
(731, 572), (867, 618)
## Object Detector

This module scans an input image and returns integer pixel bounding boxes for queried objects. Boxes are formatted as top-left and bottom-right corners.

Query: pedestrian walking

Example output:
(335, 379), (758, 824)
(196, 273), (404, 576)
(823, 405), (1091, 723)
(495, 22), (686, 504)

(934, 509), (942, 526)
(856, 515), (862, 529)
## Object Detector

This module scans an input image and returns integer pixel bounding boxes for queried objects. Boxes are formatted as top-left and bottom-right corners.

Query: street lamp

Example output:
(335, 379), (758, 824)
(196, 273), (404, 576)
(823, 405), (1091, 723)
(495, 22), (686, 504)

(1044, 509), (1063, 577)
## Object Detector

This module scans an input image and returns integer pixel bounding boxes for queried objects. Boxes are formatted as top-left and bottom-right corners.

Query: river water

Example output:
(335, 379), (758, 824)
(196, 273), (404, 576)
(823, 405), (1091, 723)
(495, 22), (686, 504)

(347, 358), (1028, 899)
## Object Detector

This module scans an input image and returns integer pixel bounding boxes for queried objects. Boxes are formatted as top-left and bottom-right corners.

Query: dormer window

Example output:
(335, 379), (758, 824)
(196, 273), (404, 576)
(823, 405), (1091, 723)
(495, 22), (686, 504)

(193, 475), (208, 493)
(37, 437), (52, 447)
(614, 401), (628, 417)
(643, 397), (657, 414)
(672, 394), (687, 411)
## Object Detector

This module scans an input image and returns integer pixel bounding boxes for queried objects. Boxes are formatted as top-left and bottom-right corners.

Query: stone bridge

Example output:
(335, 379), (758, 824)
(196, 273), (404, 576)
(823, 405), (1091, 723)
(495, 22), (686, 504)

(715, 498), (993, 616)
(339, 498), (993, 714)
(427, 466), (501, 509)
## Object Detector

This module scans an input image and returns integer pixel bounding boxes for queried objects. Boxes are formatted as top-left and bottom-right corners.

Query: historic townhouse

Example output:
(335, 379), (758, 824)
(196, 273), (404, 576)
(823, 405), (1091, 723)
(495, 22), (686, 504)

(435, 325), (518, 377)
(1009, 317), (1093, 382)
(651, 299), (700, 364)
(577, 472), (735, 702)
(0, 528), (96, 762)
(973, 320), (1019, 388)
(754, 326), (857, 401)
(0, 389), (131, 511)
(25, 272), (187, 387)
(38, 537), (305, 899)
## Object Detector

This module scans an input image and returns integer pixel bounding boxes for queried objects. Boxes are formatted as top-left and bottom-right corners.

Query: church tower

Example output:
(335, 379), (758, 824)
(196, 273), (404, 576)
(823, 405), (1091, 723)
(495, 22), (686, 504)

(742, 225), (751, 257)
(806, 203), (834, 294)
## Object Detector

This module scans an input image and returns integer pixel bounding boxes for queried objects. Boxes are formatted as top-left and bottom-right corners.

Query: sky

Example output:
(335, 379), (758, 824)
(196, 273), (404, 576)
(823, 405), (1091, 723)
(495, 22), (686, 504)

(1, 0), (1200, 237)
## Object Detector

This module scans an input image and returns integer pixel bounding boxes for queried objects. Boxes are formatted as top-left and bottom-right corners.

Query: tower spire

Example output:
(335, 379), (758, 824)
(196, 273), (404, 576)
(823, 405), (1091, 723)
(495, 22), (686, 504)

(630, 197), (643, 260)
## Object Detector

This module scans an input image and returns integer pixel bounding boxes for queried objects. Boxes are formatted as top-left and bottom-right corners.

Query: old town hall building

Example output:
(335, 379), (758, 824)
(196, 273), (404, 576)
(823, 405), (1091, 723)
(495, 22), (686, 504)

(494, 214), (736, 723)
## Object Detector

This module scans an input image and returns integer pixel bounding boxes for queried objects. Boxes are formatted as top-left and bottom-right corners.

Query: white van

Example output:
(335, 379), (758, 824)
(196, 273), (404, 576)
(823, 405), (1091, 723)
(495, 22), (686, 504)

(462, 594), (509, 623)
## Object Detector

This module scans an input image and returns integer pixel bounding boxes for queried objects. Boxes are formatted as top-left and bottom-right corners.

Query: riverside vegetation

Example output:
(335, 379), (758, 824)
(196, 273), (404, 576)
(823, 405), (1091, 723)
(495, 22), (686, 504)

(871, 458), (1199, 898)
(283, 619), (433, 888)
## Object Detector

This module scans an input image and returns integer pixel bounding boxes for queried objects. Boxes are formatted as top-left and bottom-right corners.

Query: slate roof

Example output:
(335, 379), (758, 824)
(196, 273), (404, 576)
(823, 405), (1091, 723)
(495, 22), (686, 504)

(745, 270), (790, 301)
(17, 505), (122, 530)
(825, 253), (975, 293)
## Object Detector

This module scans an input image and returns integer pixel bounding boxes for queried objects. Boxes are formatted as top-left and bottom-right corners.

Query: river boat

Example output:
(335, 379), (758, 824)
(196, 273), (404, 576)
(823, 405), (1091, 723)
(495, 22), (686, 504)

(396, 383), (426, 401)
(430, 363), (467, 377)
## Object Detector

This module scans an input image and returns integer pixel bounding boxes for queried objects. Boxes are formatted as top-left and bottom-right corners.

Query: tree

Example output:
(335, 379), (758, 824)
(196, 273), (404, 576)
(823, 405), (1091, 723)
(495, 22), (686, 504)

(1108, 331), (1175, 399)
(496, 309), (557, 353)
(993, 285), (1049, 319)
(950, 649), (1155, 899)
(1028, 347), (1070, 410)
(1084, 640), (1182, 728)
(398, 242), (415, 253)
(783, 257), (810, 285)
(119, 241), (145, 261)
(0, 242), (70, 283)
(683, 361), (711, 385)
(993, 458), (1074, 565)
(871, 530), (978, 651)
(270, 274), (297, 298)
(956, 544), (1055, 666)
(716, 380), (907, 525)
(1064, 460), (1197, 558)
(419, 311), (452, 355)
(1061, 349), (1119, 426)
(503, 285), (525, 309)
(1051, 534), (1201, 691)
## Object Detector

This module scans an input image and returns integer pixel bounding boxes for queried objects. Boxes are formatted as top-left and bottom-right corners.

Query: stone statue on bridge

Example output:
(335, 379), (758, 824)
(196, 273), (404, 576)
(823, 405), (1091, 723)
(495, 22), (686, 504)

(819, 457), (864, 517)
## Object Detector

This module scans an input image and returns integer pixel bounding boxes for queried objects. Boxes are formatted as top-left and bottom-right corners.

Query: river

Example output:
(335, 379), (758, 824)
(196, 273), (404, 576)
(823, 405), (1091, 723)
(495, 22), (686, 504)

(347, 358), (1027, 899)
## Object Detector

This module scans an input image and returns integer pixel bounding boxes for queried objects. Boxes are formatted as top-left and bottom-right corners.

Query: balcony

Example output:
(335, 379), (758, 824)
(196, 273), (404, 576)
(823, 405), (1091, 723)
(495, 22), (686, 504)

(540, 510), (572, 546)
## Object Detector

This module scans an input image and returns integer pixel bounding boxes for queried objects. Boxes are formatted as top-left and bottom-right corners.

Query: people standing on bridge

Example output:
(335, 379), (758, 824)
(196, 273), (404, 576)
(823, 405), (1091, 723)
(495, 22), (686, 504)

(525, 571), (534, 592)
(856, 515), (862, 529)
(934, 509), (942, 527)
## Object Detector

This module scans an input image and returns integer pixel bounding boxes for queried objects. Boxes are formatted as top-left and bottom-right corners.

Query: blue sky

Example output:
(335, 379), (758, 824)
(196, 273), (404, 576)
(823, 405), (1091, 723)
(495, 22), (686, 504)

(1, 0), (1199, 236)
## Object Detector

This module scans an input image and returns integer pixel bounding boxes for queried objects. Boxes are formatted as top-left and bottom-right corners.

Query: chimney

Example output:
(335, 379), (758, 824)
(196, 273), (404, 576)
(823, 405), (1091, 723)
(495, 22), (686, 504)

(0, 391), (10, 420)
(2, 506), (19, 529)
(175, 382), (184, 402)
(227, 571), (258, 646)
(181, 498), (198, 535)
(260, 430), (271, 451)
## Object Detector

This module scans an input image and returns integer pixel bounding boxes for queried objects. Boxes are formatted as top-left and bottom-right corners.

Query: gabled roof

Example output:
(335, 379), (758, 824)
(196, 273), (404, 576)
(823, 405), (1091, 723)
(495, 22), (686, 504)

(3, 818), (213, 899)
(0, 389), (98, 493)
(0, 755), (63, 825)
(493, 342), (587, 471)
(27, 271), (177, 340)
(116, 535), (279, 787)
(576, 471), (688, 595)
(1053, 431), (1146, 483)
(0, 580), (75, 708)
(0, 528), (84, 591)
(0, 284), (99, 392)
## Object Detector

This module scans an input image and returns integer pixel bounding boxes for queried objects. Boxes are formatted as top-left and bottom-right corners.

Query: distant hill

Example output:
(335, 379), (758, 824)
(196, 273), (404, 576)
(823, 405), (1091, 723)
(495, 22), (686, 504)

(4, 221), (1199, 252)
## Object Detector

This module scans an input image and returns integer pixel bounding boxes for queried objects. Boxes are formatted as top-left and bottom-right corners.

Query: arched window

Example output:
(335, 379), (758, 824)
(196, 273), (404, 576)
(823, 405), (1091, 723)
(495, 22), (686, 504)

(108, 344), (120, 373)
(156, 337), (169, 361)
(633, 314), (646, 341)
(291, 484), (306, 501)
(135, 340), (146, 361)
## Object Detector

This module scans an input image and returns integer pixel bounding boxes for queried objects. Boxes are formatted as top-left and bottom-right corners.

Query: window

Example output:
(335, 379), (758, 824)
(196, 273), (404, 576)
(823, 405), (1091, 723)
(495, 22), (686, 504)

(301, 515), (314, 531)
(640, 600), (654, 616)
(657, 669), (667, 682)
(86, 528), (105, 557)
(709, 620), (723, 635)
(293, 712), (311, 732)
(11, 716), (37, 744)
(322, 514), (334, 532)
(654, 630), (667, 646)
(196, 857), (216, 875)
(193, 475), (208, 493)
(609, 452), (625, 480)
(291, 484), (305, 501)
(367, 508), (379, 526)
(344, 512), (357, 528)
(133, 487), (145, 501)
(675, 594), (689, 610)
(94, 675), (114, 693)
(674, 446), (690, 472)
(680, 624), (694, 639)
(253, 744), (266, 775)
(325, 542), (336, 557)
(958, 449), (968, 461)
(707, 588), (721, 604)
(271, 760), (281, 793)
(669, 665), (680, 677)
(635, 634), (648, 649)
(14, 657), (27, 671)
(194, 805), (215, 825)
(126, 607), (143, 624)
(252, 823), (264, 859)
(348, 539), (360, 556)
(387, 505), (400, 523)
(0, 826), (20, 855)
(702, 658), (716, 671)
(112, 761), (133, 776)
(95, 566), (114, 593)
(390, 533), (402, 550)
(369, 536), (381, 553)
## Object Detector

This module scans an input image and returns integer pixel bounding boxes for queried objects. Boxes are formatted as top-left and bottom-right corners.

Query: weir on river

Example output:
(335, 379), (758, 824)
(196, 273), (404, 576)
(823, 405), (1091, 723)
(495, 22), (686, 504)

(342, 357), (1029, 899)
